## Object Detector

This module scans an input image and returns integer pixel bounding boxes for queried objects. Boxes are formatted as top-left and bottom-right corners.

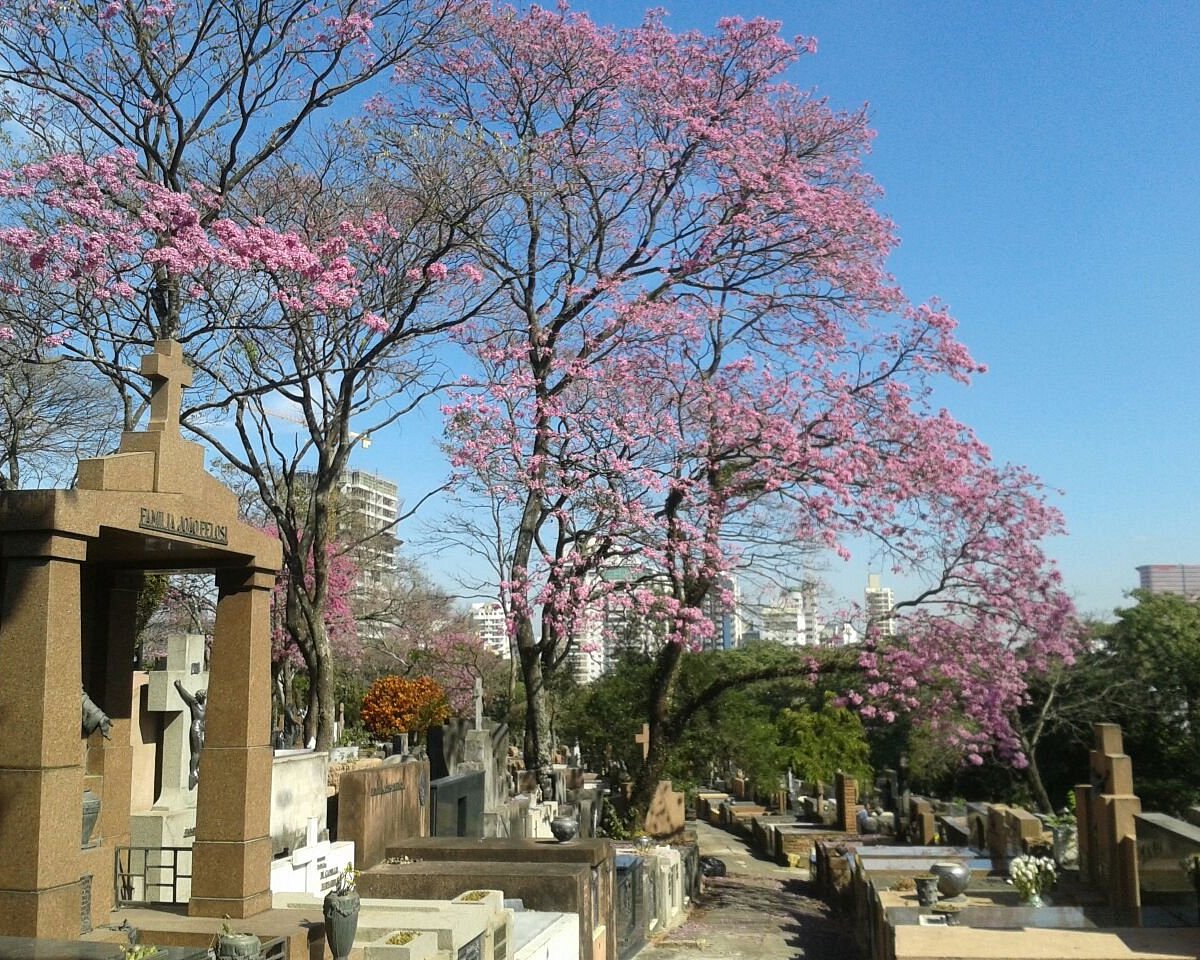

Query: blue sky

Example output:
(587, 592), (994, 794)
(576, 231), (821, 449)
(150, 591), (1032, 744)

(358, 1), (1200, 620)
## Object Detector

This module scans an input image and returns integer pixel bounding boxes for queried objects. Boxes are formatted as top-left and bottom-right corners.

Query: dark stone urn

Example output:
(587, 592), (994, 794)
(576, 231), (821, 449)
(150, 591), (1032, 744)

(323, 890), (360, 960)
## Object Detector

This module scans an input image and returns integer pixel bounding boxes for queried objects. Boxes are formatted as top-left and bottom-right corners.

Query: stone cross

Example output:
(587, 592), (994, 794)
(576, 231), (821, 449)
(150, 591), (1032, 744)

(141, 339), (193, 434)
(634, 723), (650, 761)
(146, 633), (208, 807)
(474, 676), (484, 731)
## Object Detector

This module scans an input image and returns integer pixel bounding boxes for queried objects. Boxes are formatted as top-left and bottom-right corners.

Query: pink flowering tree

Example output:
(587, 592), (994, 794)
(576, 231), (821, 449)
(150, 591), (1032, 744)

(0, 0), (498, 749)
(388, 6), (1084, 796)
(271, 536), (361, 741)
(0, 147), (497, 747)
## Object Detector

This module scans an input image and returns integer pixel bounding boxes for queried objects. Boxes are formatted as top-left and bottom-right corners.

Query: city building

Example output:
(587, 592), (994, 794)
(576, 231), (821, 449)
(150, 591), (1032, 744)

(470, 601), (511, 660)
(1136, 564), (1200, 599)
(758, 582), (822, 647)
(865, 573), (896, 637)
(336, 470), (400, 641)
(567, 562), (671, 683)
(820, 620), (860, 647)
(699, 575), (746, 651)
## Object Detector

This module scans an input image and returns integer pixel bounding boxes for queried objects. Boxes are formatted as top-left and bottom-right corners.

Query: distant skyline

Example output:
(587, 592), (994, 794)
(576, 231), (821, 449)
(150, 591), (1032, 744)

(346, 1), (1200, 621)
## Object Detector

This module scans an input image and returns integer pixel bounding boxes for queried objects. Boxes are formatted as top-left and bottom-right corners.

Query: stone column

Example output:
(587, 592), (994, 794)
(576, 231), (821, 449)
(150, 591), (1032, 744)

(189, 567), (275, 919)
(79, 573), (141, 929)
(0, 533), (87, 937)
(834, 773), (858, 834)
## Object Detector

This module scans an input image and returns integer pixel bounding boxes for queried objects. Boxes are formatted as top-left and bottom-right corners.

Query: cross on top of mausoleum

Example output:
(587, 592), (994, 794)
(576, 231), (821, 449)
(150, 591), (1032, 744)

(140, 339), (193, 433)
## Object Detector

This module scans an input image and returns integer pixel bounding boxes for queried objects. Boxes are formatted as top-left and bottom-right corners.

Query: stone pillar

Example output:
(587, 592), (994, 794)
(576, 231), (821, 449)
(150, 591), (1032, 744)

(79, 573), (142, 929)
(1074, 783), (1093, 879)
(0, 533), (87, 937)
(1084, 723), (1141, 912)
(835, 773), (858, 834)
(189, 567), (275, 919)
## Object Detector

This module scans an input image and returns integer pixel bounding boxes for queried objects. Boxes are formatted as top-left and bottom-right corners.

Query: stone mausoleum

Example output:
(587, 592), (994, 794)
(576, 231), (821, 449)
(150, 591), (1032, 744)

(0, 340), (280, 937)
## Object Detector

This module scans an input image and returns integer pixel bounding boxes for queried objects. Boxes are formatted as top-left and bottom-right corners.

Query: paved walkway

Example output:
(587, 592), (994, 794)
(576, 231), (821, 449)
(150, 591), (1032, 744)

(640, 820), (862, 960)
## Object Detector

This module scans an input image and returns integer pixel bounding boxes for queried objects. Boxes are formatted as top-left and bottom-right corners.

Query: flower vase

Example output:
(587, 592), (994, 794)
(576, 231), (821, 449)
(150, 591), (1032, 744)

(915, 875), (940, 907)
(323, 891), (360, 960)
(1021, 891), (1043, 908)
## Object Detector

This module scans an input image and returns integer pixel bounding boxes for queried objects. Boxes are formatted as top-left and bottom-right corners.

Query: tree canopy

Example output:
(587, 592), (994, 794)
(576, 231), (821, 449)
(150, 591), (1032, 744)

(0, 1), (1079, 776)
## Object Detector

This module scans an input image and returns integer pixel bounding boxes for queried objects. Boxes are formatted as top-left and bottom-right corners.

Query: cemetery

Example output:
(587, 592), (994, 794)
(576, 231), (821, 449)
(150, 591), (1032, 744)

(4, 340), (1200, 960)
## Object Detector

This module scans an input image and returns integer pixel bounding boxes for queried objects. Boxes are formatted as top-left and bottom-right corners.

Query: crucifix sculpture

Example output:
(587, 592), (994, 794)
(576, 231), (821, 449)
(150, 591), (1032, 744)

(140, 339), (193, 433)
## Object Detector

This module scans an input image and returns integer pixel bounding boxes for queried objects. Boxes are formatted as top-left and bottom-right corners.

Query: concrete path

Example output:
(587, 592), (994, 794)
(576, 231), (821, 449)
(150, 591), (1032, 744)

(640, 820), (862, 960)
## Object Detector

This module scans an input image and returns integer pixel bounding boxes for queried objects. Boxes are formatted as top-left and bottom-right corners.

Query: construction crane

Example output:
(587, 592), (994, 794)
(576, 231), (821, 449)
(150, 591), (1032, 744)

(265, 406), (372, 447)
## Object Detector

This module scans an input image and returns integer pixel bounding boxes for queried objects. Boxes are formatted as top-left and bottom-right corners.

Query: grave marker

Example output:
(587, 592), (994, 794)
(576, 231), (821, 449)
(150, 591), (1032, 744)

(634, 724), (650, 761)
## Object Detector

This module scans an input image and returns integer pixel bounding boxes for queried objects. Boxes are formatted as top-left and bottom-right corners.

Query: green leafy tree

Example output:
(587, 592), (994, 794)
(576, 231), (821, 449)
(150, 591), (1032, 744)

(667, 688), (786, 795)
(777, 694), (872, 786)
(1102, 591), (1200, 813)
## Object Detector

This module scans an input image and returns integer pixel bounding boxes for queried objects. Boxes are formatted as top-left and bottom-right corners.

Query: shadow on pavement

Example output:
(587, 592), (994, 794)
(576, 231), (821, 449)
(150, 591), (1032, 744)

(651, 872), (863, 959)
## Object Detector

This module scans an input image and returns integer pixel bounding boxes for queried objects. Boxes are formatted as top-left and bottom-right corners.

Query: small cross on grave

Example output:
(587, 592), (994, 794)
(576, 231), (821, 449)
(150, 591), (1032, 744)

(634, 723), (651, 761)
(141, 339), (193, 434)
(146, 633), (208, 807)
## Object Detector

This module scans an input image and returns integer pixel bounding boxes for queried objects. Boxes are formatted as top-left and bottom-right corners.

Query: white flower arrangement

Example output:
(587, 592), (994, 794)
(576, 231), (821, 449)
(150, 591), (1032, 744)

(1008, 854), (1056, 900)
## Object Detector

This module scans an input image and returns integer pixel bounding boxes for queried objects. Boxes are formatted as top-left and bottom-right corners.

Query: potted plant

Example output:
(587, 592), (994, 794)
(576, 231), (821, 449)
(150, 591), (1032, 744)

(323, 863), (361, 960)
(214, 919), (261, 960)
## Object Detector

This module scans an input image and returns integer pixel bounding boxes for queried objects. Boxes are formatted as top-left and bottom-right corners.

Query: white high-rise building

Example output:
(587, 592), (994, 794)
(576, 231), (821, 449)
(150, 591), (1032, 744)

(338, 470), (400, 577)
(759, 582), (821, 647)
(566, 563), (671, 683)
(469, 601), (511, 660)
(865, 574), (896, 637)
(334, 471), (401, 646)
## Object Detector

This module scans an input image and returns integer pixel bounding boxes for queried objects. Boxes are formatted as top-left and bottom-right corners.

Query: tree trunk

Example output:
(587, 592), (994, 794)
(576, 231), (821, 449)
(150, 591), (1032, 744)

(313, 621), (336, 750)
(515, 611), (553, 793)
(1019, 732), (1054, 814)
(632, 641), (685, 809)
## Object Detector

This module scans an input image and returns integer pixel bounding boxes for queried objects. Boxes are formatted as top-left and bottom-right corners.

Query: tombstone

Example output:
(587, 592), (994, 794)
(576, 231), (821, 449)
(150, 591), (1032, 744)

(429, 770), (485, 838)
(633, 724), (650, 762)
(1077, 722), (1142, 913)
(643, 781), (685, 839)
(877, 768), (899, 814)
(834, 773), (859, 834)
(0, 339), (280, 937)
(337, 760), (430, 868)
(269, 816), (355, 896)
(269, 749), (330, 856)
(128, 633), (209, 901)
(614, 854), (646, 960)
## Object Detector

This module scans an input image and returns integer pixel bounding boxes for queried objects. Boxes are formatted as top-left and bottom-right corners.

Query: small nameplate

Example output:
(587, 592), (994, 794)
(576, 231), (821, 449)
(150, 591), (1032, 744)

(139, 507), (229, 545)
(369, 781), (406, 797)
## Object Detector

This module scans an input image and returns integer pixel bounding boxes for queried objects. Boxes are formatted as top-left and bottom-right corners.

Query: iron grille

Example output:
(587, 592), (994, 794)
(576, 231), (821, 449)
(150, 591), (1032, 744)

(113, 846), (193, 906)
